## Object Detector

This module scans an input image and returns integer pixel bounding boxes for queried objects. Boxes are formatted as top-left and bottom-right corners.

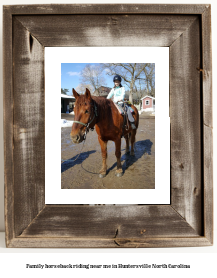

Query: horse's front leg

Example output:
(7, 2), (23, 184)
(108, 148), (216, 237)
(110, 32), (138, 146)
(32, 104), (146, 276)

(115, 138), (123, 177)
(98, 136), (108, 178)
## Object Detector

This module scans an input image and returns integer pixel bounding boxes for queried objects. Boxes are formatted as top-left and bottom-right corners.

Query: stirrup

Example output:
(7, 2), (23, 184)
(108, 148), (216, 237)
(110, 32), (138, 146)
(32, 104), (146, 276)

(130, 122), (136, 129)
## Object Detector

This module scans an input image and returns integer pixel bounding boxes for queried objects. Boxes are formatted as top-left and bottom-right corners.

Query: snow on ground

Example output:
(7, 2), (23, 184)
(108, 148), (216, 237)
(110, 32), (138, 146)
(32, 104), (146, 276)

(138, 110), (155, 116)
(61, 119), (74, 127)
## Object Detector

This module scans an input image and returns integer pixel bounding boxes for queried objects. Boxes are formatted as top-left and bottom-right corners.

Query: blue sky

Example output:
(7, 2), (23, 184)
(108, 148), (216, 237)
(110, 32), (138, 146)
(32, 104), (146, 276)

(61, 63), (155, 95)
(61, 63), (114, 95)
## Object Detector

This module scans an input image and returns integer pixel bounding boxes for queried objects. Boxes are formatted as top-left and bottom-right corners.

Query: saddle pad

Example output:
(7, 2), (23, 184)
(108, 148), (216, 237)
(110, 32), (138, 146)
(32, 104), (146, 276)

(114, 103), (124, 115)
(128, 106), (134, 113)
(114, 103), (135, 114)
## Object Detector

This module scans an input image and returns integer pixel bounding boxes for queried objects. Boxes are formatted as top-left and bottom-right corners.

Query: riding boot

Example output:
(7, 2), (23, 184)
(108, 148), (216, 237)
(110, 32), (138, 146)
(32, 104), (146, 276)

(126, 106), (136, 129)
(130, 122), (136, 129)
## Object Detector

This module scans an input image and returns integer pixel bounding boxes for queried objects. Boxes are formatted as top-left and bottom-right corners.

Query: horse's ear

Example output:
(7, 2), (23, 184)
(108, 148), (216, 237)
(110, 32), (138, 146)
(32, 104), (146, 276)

(85, 88), (91, 99)
(72, 88), (80, 99)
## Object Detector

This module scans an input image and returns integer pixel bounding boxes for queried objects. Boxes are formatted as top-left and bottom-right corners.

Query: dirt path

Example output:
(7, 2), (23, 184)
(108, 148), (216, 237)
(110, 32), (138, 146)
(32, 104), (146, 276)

(61, 114), (155, 189)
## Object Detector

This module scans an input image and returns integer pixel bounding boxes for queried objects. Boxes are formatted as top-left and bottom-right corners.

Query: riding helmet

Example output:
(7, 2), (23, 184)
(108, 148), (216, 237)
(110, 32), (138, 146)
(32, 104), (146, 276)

(113, 75), (122, 82)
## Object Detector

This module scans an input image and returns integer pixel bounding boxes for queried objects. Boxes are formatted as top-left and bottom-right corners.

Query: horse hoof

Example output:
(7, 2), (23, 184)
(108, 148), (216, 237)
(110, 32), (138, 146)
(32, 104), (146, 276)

(99, 173), (106, 178)
(125, 151), (130, 155)
(130, 152), (135, 156)
(115, 172), (123, 177)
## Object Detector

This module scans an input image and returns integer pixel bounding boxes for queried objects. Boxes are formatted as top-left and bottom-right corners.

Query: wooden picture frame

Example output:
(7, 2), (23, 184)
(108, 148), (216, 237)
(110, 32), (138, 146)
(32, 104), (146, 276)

(3, 4), (213, 248)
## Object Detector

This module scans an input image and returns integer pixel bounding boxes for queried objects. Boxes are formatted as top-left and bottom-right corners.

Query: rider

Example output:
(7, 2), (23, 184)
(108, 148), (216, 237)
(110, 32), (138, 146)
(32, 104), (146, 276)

(107, 75), (136, 129)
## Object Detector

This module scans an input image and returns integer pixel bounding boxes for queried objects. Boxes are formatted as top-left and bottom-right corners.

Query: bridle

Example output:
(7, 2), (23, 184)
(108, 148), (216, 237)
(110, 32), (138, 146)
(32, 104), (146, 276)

(62, 99), (98, 164)
(73, 100), (98, 140)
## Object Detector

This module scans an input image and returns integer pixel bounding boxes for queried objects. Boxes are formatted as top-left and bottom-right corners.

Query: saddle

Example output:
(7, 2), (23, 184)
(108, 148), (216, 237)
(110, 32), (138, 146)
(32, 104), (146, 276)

(114, 102), (125, 115)
(114, 102), (134, 115)
(114, 102), (134, 137)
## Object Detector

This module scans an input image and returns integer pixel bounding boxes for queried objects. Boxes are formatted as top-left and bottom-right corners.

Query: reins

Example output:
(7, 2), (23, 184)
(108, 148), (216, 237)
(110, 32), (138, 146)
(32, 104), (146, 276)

(61, 138), (86, 163)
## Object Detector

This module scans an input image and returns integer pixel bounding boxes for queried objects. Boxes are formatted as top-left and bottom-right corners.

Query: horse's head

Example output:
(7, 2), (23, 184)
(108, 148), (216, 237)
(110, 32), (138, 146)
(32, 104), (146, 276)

(70, 88), (95, 144)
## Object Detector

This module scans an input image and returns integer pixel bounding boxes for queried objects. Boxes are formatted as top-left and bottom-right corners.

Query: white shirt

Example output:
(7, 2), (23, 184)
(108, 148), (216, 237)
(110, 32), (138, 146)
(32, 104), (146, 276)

(107, 86), (125, 104)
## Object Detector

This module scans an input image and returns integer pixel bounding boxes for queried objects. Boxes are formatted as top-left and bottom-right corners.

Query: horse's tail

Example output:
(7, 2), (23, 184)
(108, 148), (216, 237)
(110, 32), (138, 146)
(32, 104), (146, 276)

(129, 103), (139, 128)
(136, 108), (139, 128)
(134, 106), (139, 129)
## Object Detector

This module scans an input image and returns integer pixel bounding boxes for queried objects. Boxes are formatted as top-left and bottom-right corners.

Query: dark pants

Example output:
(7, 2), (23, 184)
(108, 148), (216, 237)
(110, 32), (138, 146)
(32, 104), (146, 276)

(119, 103), (135, 122)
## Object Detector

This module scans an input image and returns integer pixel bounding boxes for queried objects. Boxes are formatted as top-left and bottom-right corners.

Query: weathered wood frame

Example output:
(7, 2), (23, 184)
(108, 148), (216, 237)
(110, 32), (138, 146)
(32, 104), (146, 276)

(3, 4), (213, 248)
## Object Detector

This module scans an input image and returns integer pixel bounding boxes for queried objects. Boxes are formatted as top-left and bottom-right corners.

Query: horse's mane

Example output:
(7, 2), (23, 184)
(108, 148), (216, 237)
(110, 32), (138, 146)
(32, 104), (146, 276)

(91, 96), (114, 120)
(92, 96), (113, 108)
(75, 94), (116, 122)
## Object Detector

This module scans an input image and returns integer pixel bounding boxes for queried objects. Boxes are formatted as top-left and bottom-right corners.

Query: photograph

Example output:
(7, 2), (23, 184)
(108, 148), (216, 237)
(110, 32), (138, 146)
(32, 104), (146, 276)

(2, 1), (213, 254)
(61, 63), (155, 189)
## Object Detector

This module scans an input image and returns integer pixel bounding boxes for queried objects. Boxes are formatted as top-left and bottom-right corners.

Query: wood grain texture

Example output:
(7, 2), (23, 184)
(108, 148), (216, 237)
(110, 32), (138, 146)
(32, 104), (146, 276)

(204, 125), (213, 243)
(3, 7), (14, 247)
(201, 6), (213, 244)
(170, 17), (202, 234)
(3, 4), (213, 248)
(202, 6), (212, 129)
(7, 237), (212, 248)
(12, 17), (45, 237)
(4, 4), (207, 15)
(16, 15), (197, 47)
(20, 205), (198, 238)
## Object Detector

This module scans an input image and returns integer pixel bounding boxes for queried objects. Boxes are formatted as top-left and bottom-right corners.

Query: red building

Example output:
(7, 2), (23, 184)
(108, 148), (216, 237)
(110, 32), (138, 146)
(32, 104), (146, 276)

(141, 96), (155, 111)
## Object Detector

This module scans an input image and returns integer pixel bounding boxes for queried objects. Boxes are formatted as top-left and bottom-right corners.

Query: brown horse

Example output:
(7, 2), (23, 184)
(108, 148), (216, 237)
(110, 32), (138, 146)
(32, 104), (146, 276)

(70, 88), (139, 178)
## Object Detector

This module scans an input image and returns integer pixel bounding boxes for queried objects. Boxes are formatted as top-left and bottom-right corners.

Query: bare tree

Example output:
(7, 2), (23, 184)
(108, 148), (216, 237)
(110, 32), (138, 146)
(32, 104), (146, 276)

(142, 63), (155, 97)
(101, 63), (155, 102)
(80, 64), (107, 92)
(61, 88), (69, 95)
(75, 83), (93, 94)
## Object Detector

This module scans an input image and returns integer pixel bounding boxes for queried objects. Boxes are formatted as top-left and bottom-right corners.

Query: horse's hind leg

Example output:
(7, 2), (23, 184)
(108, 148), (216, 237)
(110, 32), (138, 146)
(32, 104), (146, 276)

(115, 138), (123, 177)
(130, 130), (136, 156)
(98, 137), (107, 178)
(124, 133), (130, 154)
